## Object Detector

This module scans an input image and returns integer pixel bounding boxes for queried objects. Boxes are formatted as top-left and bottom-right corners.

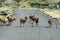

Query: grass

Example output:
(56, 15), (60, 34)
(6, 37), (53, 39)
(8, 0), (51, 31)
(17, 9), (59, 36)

(0, 15), (6, 19)
(0, 6), (14, 19)
(40, 8), (60, 21)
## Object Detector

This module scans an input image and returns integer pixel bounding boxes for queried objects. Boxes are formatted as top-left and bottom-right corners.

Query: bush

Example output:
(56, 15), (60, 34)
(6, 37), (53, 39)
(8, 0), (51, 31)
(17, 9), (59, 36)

(57, 1), (60, 8)
(30, 3), (40, 8)
(57, 1), (60, 5)
(0, 0), (2, 7)
(41, 4), (49, 6)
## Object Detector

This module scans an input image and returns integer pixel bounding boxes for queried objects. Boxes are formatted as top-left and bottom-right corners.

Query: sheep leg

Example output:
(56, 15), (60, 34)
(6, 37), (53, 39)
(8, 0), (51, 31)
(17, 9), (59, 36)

(32, 21), (34, 27)
(36, 23), (38, 27)
(20, 23), (22, 27)
(23, 23), (25, 27)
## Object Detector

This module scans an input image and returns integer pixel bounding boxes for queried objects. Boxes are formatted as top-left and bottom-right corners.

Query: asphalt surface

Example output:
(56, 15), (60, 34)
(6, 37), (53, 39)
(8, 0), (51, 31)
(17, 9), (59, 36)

(0, 9), (60, 40)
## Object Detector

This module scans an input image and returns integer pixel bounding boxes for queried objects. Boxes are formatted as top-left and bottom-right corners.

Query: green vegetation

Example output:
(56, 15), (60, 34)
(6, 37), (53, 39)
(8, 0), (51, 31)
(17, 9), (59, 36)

(14, 0), (21, 6)
(58, 1), (60, 5)
(29, 2), (49, 8)
(0, 15), (6, 19)
(30, 3), (40, 8)
(1, 0), (60, 8)
(1, 0), (5, 2)
(0, 0), (2, 7)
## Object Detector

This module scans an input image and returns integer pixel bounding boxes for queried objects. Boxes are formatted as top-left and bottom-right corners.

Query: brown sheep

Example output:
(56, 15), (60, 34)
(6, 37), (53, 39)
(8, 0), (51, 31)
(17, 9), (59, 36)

(20, 16), (28, 27)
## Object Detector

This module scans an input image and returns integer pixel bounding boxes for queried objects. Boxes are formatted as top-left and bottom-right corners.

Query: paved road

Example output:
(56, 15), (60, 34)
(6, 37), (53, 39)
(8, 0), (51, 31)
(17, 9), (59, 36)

(0, 9), (60, 40)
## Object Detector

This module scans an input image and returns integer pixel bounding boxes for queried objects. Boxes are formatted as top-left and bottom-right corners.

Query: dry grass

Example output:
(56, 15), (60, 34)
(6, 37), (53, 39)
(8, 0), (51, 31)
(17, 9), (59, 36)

(40, 8), (60, 21)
